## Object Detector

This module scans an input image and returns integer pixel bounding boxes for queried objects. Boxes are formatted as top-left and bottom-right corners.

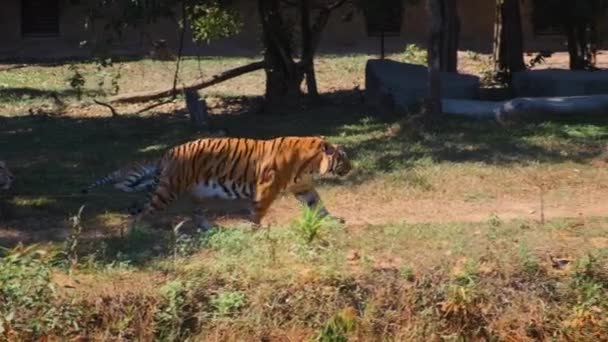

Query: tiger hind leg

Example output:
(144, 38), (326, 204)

(131, 179), (178, 224)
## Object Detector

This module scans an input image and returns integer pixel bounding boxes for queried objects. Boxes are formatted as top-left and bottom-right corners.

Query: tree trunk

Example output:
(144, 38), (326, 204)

(493, 0), (525, 78)
(567, 23), (594, 70)
(259, 0), (302, 106)
(439, 0), (459, 72)
(184, 90), (209, 129)
(300, 0), (319, 98)
(567, 25), (583, 70)
(426, 0), (443, 128)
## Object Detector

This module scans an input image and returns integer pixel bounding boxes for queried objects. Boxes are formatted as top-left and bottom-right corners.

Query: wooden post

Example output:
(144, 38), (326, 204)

(184, 89), (209, 129)
(426, 0), (443, 128)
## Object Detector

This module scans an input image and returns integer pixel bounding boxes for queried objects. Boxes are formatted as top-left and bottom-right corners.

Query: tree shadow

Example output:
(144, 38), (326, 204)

(0, 87), (105, 106)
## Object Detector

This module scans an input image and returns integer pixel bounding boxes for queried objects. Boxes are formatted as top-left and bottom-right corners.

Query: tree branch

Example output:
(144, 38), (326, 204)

(107, 61), (266, 104)
(93, 99), (120, 117)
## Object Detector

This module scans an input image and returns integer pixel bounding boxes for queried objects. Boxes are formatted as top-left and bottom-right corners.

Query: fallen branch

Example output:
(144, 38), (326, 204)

(93, 99), (119, 117)
(442, 95), (608, 124)
(134, 99), (174, 115)
(108, 61), (266, 104)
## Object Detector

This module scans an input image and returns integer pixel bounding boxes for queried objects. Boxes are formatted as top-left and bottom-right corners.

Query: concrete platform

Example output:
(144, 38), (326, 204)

(512, 69), (608, 97)
(365, 59), (480, 115)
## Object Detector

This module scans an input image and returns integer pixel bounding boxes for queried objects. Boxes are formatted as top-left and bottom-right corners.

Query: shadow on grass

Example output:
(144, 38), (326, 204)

(1, 89), (607, 248)
(0, 87), (106, 106)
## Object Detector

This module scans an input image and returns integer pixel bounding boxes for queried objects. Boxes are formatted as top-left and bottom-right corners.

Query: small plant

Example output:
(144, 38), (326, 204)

(207, 227), (250, 255)
(401, 44), (427, 65)
(94, 57), (122, 95)
(67, 64), (86, 100)
(400, 265), (416, 282)
(465, 50), (482, 62)
(487, 213), (502, 228)
(564, 254), (607, 333)
(293, 206), (333, 245)
(400, 169), (433, 191)
(523, 170), (558, 225)
(55, 205), (85, 271)
(0, 244), (76, 339)
(315, 307), (357, 342)
(211, 290), (246, 317)
(518, 245), (542, 277)
(156, 280), (188, 341)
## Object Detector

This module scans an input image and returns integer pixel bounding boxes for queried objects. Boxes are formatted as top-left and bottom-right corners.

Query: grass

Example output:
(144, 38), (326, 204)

(1, 54), (608, 340)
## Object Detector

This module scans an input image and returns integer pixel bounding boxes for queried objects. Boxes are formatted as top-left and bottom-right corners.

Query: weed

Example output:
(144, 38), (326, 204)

(400, 265), (416, 282)
(465, 50), (482, 62)
(439, 263), (489, 337)
(53, 205), (86, 271)
(487, 213), (502, 228)
(67, 64), (86, 100)
(211, 290), (246, 317)
(392, 169), (434, 191)
(517, 245), (542, 277)
(156, 280), (189, 341)
(314, 307), (357, 342)
(207, 227), (250, 255)
(293, 206), (334, 245)
(400, 44), (427, 65)
(564, 254), (607, 335)
(0, 244), (79, 339)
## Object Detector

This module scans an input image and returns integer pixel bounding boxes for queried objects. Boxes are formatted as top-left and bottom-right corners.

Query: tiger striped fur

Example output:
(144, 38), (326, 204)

(82, 161), (159, 194)
(0, 161), (15, 191)
(98, 136), (351, 229)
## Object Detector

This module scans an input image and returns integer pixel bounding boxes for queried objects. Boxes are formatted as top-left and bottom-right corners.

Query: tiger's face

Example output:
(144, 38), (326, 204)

(321, 142), (352, 177)
(0, 161), (15, 190)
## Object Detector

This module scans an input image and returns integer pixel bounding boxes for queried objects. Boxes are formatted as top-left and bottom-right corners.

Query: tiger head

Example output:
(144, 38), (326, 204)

(319, 141), (352, 177)
(0, 161), (15, 190)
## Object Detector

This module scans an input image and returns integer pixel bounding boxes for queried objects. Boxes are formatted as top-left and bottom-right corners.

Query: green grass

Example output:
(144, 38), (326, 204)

(1, 216), (607, 340)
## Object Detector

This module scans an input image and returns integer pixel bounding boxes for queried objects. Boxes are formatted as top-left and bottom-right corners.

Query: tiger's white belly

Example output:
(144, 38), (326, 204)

(189, 180), (250, 200)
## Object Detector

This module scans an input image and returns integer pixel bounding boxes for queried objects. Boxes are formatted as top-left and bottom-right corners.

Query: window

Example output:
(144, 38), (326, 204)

(21, 0), (60, 37)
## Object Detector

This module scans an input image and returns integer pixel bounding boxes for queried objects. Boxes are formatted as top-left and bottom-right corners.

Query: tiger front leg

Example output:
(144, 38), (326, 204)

(250, 193), (278, 229)
(292, 188), (345, 224)
(249, 169), (279, 229)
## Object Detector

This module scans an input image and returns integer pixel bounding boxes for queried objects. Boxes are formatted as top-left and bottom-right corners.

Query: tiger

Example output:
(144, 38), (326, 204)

(0, 161), (15, 191)
(84, 136), (352, 230)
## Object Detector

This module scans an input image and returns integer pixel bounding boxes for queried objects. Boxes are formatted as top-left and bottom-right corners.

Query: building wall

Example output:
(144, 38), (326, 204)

(0, 0), (606, 61)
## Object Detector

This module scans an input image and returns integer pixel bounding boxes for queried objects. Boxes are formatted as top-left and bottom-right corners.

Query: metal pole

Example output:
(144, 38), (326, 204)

(381, 30), (385, 59)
